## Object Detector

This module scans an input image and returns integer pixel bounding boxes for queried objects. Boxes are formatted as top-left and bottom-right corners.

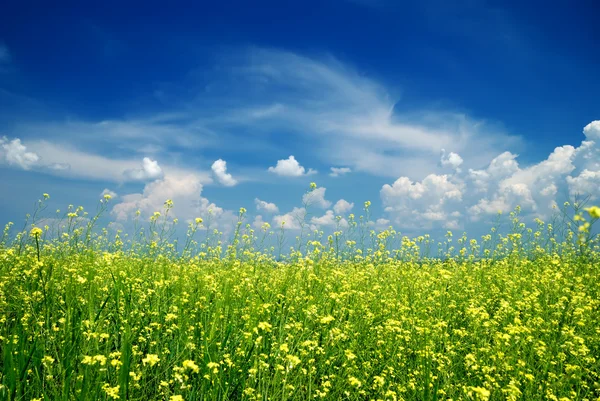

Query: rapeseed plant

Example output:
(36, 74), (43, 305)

(0, 191), (599, 400)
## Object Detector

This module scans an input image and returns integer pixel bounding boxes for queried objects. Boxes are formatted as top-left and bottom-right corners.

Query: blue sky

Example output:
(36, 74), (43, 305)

(1, 0), (599, 240)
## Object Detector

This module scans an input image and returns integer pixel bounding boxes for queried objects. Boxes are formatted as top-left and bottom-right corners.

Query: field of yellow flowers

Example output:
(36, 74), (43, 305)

(1, 195), (599, 401)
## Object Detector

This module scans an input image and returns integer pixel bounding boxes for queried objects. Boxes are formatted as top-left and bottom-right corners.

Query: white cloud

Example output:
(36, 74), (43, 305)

(374, 218), (391, 229)
(273, 207), (306, 230)
(255, 198), (279, 213)
(468, 151), (520, 193)
(303, 187), (331, 209)
(211, 159), (237, 186)
(311, 210), (349, 228)
(23, 140), (146, 181)
(329, 167), (352, 177)
(21, 140), (212, 184)
(268, 155), (316, 177)
(333, 199), (354, 214)
(214, 48), (522, 179)
(381, 174), (463, 229)
(440, 149), (464, 171)
(464, 122), (600, 222)
(3, 48), (521, 186)
(468, 145), (578, 220)
(252, 215), (268, 230)
(0, 137), (40, 170)
(13, 117), (217, 156)
(583, 120), (600, 141)
(48, 163), (70, 171)
(567, 170), (600, 200)
(111, 172), (235, 233)
(123, 157), (164, 181)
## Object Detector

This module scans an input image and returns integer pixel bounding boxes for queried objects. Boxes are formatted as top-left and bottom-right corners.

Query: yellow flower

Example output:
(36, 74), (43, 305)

(42, 355), (55, 365)
(170, 396), (184, 401)
(468, 386), (491, 401)
(142, 354), (160, 367)
(310, 182), (317, 190)
(207, 361), (219, 373)
(286, 354), (301, 368)
(257, 321), (272, 332)
(348, 376), (362, 388)
(239, 207), (247, 214)
(94, 355), (107, 366)
(43, 193), (50, 199)
(195, 217), (203, 224)
(102, 384), (120, 400)
(364, 200), (371, 208)
(319, 315), (335, 324)
(30, 227), (43, 237)
(103, 194), (112, 200)
(182, 360), (199, 373)
(586, 206), (600, 219)
(279, 343), (289, 353)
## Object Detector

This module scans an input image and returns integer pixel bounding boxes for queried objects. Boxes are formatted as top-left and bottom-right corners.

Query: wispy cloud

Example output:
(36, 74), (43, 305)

(196, 48), (523, 179)
(329, 167), (352, 177)
(2, 137), (213, 185)
(3, 47), (522, 183)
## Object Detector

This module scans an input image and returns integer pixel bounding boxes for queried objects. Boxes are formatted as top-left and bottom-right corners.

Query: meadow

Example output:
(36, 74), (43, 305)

(1, 193), (599, 401)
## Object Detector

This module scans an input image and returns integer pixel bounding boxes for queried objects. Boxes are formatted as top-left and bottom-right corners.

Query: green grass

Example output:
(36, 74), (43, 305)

(0, 198), (599, 400)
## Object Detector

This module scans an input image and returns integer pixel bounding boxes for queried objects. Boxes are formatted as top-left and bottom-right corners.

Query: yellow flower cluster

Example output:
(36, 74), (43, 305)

(1, 197), (599, 401)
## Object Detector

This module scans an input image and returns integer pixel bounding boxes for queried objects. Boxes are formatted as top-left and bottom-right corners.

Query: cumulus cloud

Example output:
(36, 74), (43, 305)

(381, 174), (463, 230)
(583, 120), (600, 141)
(567, 170), (600, 199)
(440, 149), (464, 171)
(211, 159), (237, 186)
(303, 187), (331, 209)
(267, 155), (316, 177)
(252, 215), (268, 230)
(110, 172), (234, 234)
(123, 157), (164, 181)
(0, 137), (40, 170)
(333, 199), (354, 214)
(273, 207), (306, 230)
(329, 167), (352, 177)
(311, 210), (349, 228)
(255, 198), (279, 213)
(468, 151), (520, 193)
(456, 121), (600, 224)
(468, 145), (580, 220)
